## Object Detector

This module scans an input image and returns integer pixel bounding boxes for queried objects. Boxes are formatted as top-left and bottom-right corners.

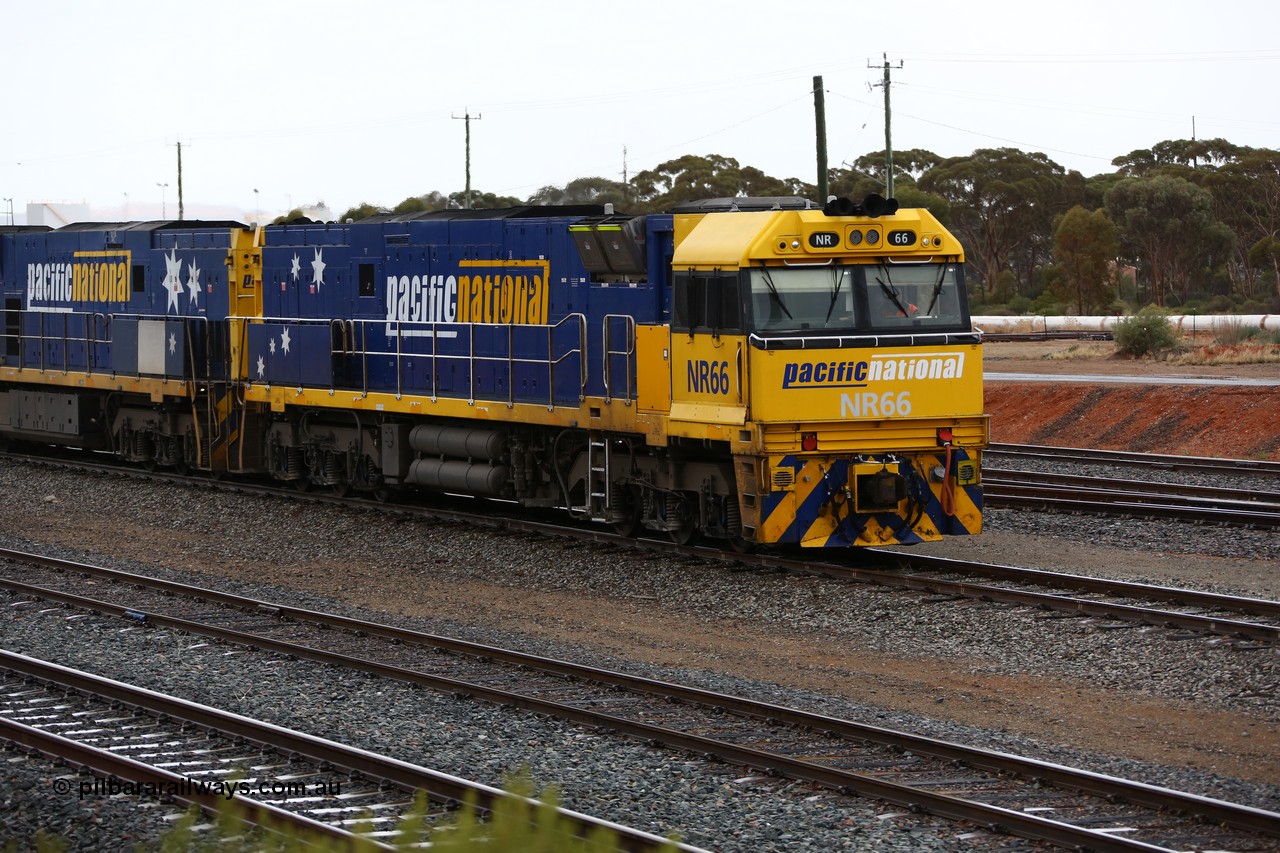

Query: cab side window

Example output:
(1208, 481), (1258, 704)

(673, 271), (742, 334)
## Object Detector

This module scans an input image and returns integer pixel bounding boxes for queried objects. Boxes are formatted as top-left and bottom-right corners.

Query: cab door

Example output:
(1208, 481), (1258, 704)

(666, 270), (748, 433)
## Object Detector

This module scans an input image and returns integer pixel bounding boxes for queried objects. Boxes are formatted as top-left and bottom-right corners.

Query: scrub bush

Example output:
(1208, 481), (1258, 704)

(1112, 308), (1176, 357)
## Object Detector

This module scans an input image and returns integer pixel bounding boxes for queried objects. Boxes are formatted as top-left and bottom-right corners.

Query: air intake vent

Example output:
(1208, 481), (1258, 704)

(569, 215), (646, 275)
(772, 468), (794, 489)
(385, 234), (410, 245)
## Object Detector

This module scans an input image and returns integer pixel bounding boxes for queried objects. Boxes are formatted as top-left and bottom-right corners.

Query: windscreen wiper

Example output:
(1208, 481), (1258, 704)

(824, 266), (848, 323)
(924, 264), (948, 316)
(873, 268), (912, 318)
(757, 263), (793, 319)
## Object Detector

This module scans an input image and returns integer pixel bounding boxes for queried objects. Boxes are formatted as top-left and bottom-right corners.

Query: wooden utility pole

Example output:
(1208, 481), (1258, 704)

(176, 141), (185, 221)
(868, 54), (902, 198)
(452, 110), (482, 209)
(813, 76), (828, 201)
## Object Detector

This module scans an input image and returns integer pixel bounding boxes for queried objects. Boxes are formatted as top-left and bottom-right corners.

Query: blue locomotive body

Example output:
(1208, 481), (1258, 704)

(2, 222), (239, 381)
(247, 208), (672, 406)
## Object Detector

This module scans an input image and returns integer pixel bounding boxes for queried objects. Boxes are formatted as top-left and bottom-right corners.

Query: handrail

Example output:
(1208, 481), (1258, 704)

(231, 313), (591, 410)
(735, 342), (743, 404)
(601, 314), (636, 405)
(2, 309), (116, 376)
(90, 312), (109, 376)
(747, 329), (982, 350)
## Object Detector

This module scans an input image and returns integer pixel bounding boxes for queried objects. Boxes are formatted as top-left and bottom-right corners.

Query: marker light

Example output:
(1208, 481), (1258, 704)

(801, 432), (818, 452)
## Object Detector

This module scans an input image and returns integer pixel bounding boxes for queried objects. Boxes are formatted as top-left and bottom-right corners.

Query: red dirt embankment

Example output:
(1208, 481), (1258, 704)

(981, 339), (1279, 460)
(985, 383), (1279, 461)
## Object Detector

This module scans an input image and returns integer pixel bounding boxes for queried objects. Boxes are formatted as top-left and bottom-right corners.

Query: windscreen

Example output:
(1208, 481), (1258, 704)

(747, 263), (967, 334)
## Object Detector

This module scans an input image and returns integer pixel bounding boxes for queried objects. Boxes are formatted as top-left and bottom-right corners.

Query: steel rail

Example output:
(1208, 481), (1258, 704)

(987, 468), (1280, 505)
(4, 571), (1278, 849)
(0, 715), (375, 850)
(987, 443), (1280, 477)
(984, 487), (1280, 527)
(0, 649), (698, 853)
(871, 552), (1280, 621)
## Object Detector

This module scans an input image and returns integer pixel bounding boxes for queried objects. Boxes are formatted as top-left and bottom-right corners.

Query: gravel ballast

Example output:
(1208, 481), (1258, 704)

(1, 459), (1276, 850)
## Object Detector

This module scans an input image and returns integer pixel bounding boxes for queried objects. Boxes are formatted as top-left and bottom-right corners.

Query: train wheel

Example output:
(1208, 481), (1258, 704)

(665, 493), (697, 545)
(609, 485), (642, 538)
(669, 518), (697, 546)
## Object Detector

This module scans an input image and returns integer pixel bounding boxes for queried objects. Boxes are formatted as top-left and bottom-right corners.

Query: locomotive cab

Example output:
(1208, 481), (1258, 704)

(666, 197), (986, 547)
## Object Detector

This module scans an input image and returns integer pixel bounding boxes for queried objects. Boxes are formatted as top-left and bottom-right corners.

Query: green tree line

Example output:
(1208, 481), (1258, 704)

(296, 139), (1279, 315)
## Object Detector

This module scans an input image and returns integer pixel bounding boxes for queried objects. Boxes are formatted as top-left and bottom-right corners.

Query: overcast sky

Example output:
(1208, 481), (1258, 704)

(4, 0), (1277, 223)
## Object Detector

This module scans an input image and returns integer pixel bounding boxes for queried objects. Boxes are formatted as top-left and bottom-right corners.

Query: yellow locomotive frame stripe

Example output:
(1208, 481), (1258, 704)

(0, 367), (194, 403)
(241, 382), (665, 440)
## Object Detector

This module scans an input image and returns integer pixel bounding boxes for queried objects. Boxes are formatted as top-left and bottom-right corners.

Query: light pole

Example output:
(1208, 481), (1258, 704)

(254, 188), (259, 224)
(156, 182), (169, 219)
(2, 198), (12, 226)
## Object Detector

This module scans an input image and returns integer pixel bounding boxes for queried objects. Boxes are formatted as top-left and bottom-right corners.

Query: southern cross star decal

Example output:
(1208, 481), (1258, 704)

(163, 249), (183, 314)
(280, 327), (291, 354)
(168, 332), (177, 354)
(291, 253), (301, 282)
(269, 338), (276, 355)
(186, 261), (201, 307)
(311, 248), (326, 290)
(256, 355), (265, 379)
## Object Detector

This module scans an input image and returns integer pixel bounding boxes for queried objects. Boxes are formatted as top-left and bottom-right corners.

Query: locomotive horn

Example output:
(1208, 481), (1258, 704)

(860, 193), (899, 218)
(822, 196), (857, 216)
(821, 195), (899, 218)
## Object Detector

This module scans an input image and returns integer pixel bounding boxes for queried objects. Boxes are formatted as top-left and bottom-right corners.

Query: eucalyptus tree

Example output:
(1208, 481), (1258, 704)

(445, 190), (523, 210)
(392, 192), (451, 214)
(1051, 206), (1120, 314)
(918, 148), (1080, 298)
(628, 154), (754, 213)
(1203, 148), (1280, 300)
(527, 177), (633, 210)
(1104, 174), (1234, 306)
(1113, 139), (1280, 301)
(1112, 138), (1243, 176)
(336, 202), (388, 223)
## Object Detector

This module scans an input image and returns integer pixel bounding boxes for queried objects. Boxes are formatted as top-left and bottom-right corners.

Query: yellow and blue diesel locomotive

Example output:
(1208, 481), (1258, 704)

(0, 195), (985, 548)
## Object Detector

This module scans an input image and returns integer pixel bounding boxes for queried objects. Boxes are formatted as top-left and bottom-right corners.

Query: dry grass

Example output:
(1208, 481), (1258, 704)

(987, 332), (1280, 365)
(1038, 342), (1115, 361)
(1169, 343), (1280, 366)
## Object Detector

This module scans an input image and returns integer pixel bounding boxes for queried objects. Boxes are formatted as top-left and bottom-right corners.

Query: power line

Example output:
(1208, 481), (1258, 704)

(899, 48), (1280, 64)
(825, 87), (1112, 164)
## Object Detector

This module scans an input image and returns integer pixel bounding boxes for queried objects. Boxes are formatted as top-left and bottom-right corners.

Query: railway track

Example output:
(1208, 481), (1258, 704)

(983, 470), (1280, 527)
(984, 442), (1280, 526)
(0, 650), (691, 852)
(4, 552), (1279, 852)
(988, 443), (1280, 478)
(4, 450), (1277, 642)
(9, 441), (1280, 535)
(823, 552), (1280, 644)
